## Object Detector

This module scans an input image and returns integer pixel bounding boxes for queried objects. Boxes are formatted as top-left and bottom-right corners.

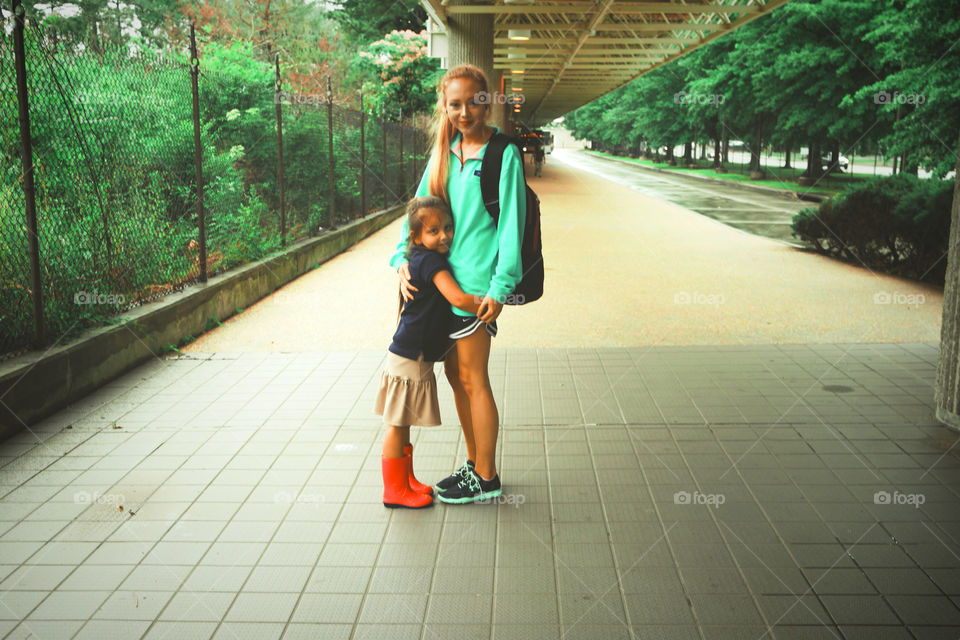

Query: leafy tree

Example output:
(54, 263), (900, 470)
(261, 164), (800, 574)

(631, 67), (689, 162)
(565, 0), (958, 184)
(851, 0), (960, 177)
(766, 0), (886, 178)
(679, 43), (733, 167)
(20, 0), (186, 53)
(355, 29), (441, 118)
(330, 0), (426, 45)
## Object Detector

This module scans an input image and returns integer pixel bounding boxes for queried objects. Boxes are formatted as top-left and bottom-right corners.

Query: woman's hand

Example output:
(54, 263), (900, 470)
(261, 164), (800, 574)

(398, 263), (419, 302)
(477, 296), (503, 324)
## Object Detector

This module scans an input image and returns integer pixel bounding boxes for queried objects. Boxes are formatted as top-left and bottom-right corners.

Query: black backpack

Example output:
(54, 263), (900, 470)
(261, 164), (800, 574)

(479, 133), (544, 305)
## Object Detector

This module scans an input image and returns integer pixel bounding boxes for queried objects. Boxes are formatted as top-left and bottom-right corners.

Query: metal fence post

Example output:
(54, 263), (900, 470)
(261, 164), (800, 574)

(360, 89), (366, 217)
(274, 53), (286, 246)
(12, 0), (43, 345)
(415, 126), (421, 189)
(189, 23), (207, 283)
(398, 107), (404, 198)
(327, 75), (335, 229)
(382, 107), (387, 210)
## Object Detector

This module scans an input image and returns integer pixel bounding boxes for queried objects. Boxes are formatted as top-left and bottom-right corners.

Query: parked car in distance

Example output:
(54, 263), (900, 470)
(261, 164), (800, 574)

(822, 154), (849, 171)
(800, 151), (850, 172)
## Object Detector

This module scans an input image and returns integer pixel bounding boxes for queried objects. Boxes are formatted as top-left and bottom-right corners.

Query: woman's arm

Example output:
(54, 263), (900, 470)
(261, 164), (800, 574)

(433, 270), (480, 314)
(398, 263), (417, 302)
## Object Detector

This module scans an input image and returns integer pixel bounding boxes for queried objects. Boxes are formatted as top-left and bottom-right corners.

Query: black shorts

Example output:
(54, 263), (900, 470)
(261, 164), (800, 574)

(449, 315), (498, 340)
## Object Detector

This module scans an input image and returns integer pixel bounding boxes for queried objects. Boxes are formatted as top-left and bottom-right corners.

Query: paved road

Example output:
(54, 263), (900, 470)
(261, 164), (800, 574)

(184, 152), (942, 352)
(553, 148), (811, 247)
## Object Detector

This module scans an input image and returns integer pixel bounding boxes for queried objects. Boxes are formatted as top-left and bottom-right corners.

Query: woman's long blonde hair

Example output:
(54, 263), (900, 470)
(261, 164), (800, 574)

(427, 64), (491, 203)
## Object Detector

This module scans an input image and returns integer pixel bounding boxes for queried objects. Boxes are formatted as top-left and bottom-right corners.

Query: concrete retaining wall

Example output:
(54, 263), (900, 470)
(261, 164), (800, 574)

(0, 205), (404, 438)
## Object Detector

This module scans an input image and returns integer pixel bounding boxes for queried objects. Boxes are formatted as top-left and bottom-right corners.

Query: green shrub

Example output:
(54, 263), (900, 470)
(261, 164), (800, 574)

(791, 174), (953, 283)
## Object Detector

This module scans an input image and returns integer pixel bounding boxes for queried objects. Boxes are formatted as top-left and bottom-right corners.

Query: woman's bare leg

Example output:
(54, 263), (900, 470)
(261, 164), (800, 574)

(444, 347), (476, 464)
(456, 329), (498, 480)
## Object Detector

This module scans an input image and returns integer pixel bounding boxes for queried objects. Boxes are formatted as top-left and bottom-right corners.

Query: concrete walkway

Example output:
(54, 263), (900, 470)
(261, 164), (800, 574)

(183, 150), (942, 352)
(2, 344), (958, 639)
(0, 155), (957, 640)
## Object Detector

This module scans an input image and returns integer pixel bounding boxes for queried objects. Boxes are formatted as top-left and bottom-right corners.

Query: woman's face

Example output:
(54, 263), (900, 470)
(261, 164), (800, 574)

(444, 77), (489, 139)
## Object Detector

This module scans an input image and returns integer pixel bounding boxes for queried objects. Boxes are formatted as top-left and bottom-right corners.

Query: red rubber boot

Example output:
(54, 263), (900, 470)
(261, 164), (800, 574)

(382, 455), (432, 509)
(404, 444), (434, 496)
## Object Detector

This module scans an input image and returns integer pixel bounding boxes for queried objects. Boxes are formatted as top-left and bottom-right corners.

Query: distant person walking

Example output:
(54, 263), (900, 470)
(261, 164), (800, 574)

(533, 143), (545, 177)
(389, 64), (525, 504)
(376, 197), (480, 509)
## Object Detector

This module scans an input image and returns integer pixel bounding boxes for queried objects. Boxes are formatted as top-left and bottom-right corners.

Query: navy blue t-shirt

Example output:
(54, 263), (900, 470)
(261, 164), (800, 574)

(389, 246), (455, 362)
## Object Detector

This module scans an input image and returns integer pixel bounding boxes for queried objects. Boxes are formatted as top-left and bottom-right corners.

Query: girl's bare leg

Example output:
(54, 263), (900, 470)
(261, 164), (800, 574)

(444, 347), (476, 464)
(382, 425), (409, 458)
(456, 329), (498, 480)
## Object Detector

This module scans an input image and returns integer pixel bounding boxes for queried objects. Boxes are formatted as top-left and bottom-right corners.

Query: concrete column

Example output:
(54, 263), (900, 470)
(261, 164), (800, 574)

(935, 128), (960, 430)
(446, 1), (503, 130)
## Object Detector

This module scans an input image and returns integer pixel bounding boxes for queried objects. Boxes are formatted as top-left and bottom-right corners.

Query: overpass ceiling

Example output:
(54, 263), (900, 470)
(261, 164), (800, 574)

(423, 0), (792, 126)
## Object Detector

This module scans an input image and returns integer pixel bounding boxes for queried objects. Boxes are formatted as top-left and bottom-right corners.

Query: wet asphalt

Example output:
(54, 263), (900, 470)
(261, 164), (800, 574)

(553, 148), (814, 248)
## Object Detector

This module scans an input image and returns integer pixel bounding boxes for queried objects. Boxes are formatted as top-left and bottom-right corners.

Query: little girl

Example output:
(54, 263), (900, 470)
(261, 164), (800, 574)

(375, 196), (480, 508)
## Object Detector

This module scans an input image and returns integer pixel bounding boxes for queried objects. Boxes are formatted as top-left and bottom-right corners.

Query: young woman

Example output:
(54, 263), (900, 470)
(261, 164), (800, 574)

(389, 64), (525, 504)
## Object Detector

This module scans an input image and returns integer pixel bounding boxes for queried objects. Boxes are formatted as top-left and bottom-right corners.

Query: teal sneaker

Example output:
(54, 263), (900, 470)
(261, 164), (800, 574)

(436, 459), (474, 494)
(437, 469), (502, 504)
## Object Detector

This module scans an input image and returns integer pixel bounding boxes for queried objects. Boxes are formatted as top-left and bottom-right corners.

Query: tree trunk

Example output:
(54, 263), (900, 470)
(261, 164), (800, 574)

(822, 139), (841, 174)
(89, 14), (101, 58)
(935, 127), (960, 430)
(799, 140), (820, 186)
(261, 0), (272, 60)
(903, 155), (919, 176)
(683, 141), (693, 167)
(784, 147), (792, 169)
(749, 118), (764, 179)
(114, 0), (122, 47)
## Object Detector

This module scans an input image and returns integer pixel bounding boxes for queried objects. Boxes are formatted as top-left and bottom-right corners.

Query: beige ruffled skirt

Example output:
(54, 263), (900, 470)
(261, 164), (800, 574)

(374, 352), (441, 427)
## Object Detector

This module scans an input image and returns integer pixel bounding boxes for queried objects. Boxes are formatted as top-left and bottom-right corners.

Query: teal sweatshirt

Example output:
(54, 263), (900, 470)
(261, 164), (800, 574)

(389, 128), (526, 317)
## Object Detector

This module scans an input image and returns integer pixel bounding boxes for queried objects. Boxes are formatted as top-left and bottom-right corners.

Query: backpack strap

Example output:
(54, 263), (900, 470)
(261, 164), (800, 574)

(479, 132), (516, 225)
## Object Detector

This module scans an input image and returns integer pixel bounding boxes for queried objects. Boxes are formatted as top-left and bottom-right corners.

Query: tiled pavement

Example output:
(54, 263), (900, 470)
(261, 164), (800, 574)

(1, 343), (960, 639)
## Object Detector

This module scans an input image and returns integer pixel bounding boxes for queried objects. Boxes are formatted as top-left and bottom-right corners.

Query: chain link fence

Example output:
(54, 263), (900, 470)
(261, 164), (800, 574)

(2, 17), (429, 359)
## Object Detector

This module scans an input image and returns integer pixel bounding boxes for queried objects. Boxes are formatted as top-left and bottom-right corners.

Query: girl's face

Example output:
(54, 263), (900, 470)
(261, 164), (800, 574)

(444, 77), (489, 139)
(412, 208), (454, 254)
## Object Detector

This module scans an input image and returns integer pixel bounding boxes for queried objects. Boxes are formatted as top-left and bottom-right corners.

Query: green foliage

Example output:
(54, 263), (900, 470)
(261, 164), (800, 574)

(791, 174), (954, 282)
(355, 30), (442, 118)
(0, 37), (197, 350)
(331, 0), (427, 45)
(566, 0), (959, 178)
(850, 0), (960, 177)
(2, 24), (428, 355)
(23, 0), (186, 54)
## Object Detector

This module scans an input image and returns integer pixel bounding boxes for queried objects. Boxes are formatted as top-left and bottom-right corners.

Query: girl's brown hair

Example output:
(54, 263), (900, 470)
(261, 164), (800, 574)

(427, 64), (491, 203)
(405, 195), (452, 258)
(397, 196), (453, 320)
